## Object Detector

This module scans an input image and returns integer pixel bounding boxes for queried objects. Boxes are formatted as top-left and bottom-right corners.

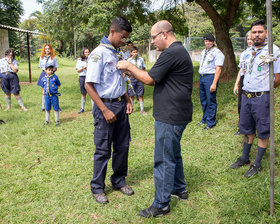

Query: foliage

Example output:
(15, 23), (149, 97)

(1, 59), (280, 223)
(0, 0), (24, 52)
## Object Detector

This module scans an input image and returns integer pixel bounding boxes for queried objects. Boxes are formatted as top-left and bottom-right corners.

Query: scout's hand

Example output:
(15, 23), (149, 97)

(210, 83), (217, 93)
(117, 60), (130, 71)
(102, 108), (117, 123)
(233, 83), (238, 95)
(126, 102), (133, 114)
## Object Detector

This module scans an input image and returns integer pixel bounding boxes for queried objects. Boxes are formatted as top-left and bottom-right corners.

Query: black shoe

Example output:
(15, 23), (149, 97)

(41, 108), (45, 112)
(93, 193), (109, 204)
(244, 164), (263, 178)
(113, 185), (134, 196)
(0, 120), (6, 124)
(44, 121), (49, 125)
(78, 108), (84, 114)
(55, 121), (60, 126)
(171, 190), (188, 200)
(197, 122), (205, 126)
(203, 126), (212, 130)
(230, 157), (250, 169)
(233, 131), (240, 136)
(139, 205), (170, 218)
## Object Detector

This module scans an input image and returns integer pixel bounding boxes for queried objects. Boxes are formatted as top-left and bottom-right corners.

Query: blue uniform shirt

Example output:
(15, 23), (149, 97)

(238, 47), (252, 76)
(199, 47), (224, 74)
(41, 74), (61, 95)
(242, 44), (280, 92)
(127, 56), (146, 70)
(123, 51), (130, 60)
(0, 58), (18, 73)
(76, 58), (87, 76)
(85, 36), (126, 99)
(39, 56), (59, 70)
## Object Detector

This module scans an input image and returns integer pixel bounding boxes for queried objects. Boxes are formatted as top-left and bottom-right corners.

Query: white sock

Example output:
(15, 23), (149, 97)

(6, 96), (11, 107)
(81, 97), (86, 109)
(16, 96), (24, 107)
(46, 111), (50, 122)
(55, 111), (59, 122)
(42, 95), (45, 109)
(140, 101), (144, 111)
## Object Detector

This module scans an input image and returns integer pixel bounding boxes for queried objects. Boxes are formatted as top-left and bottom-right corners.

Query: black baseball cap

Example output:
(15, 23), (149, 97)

(45, 64), (54, 69)
(204, 34), (215, 42)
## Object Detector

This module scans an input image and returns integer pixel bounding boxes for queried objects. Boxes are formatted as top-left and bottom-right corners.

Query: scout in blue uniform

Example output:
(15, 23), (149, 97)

(0, 49), (27, 111)
(85, 17), (134, 204)
(233, 31), (253, 136)
(127, 46), (147, 114)
(41, 64), (61, 126)
(123, 41), (134, 60)
(198, 34), (224, 130)
(38, 44), (59, 112)
(76, 47), (91, 113)
(230, 20), (280, 178)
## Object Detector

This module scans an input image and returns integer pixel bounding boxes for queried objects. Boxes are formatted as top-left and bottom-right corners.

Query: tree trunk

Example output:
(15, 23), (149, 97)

(214, 24), (237, 78)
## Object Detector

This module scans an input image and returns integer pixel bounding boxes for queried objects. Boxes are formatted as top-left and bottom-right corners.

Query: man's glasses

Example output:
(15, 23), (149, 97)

(151, 30), (172, 40)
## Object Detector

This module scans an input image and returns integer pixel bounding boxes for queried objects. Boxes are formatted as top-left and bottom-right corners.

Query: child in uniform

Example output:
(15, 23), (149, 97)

(41, 64), (61, 126)
(127, 46), (147, 114)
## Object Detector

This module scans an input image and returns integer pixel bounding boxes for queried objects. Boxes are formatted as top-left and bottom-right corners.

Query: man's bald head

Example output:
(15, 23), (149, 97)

(152, 20), (174, 33)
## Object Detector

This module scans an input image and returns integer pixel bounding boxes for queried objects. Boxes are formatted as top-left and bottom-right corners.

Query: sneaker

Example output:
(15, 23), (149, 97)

(203, 126), (212, 130)
(78, 108), (84, 114)
(93, 193), (109, 204)
(55, 121), (60, 126)
(41, 108), (45, 112)
(171, 190), (188, 200)
(244, 164), (263, 178)
(140, 110), (147, 115)
(44, 121), (49, 125)
(139, 205), (170, 218)
(230, 157), (250, 169)
(0, 120), (6, 124)
(21, 106), (28, 111)
(113, 185), (134, 196)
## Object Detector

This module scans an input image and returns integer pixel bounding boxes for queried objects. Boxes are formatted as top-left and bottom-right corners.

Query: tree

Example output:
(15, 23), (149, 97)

(0, 0), (24, 51)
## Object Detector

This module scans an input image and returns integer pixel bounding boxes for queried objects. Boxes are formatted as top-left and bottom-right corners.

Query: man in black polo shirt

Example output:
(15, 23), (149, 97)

(117, 20), (193, 218)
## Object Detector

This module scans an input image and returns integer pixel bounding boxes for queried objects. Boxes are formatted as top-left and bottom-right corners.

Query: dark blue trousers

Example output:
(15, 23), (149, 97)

(199, 74), (218, 128)
(90, 100), (130, 194)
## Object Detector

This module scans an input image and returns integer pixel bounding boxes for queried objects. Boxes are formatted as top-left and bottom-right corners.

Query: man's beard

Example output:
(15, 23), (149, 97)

(254, 39), (265, 46)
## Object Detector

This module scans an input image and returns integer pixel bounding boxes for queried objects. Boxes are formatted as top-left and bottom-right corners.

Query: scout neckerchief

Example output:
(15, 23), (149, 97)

(99, 36), (135, 94)
(248, 41), (267, 74)
(45, 74), (54, 95)
(201, 45), (215, 67)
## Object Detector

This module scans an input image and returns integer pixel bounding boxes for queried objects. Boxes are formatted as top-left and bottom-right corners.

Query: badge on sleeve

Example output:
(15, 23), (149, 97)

(91, 54), (101, 62)
(258, 66), (261, 71)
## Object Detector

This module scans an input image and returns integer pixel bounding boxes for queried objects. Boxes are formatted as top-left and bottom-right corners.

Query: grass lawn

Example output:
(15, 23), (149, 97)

(1, 58), (280, 223)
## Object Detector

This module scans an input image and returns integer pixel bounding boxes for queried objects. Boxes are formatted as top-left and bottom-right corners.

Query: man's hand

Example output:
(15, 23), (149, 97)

(102, 108), (117, 123)
(210, 83), (217, 93)
(233, 83), (239, 95)
(117, 60), (131, 71)
(126, 102), (133, 114)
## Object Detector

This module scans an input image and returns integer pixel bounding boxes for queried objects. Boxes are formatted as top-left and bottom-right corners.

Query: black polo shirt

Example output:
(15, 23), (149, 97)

(148, 41), (193, 125)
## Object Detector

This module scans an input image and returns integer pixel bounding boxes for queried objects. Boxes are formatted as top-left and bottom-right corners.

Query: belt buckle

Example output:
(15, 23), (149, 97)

(117, 96), (121, 102)
(247, 93), (252, 98)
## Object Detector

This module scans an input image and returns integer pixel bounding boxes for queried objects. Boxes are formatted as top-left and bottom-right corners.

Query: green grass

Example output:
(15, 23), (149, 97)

(1, 58), (280, 223)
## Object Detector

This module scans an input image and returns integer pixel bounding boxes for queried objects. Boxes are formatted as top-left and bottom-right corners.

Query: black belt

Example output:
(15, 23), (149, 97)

(200, 73), (214, 77)
(2, 72), (15, 75)
(101, 95), (125, 103)
(243, 90), (269, 98)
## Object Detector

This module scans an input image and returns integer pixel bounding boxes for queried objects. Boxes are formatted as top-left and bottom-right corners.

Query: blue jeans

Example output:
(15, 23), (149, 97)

(199, 74), (218, 127)
(152, 120), (187, 209)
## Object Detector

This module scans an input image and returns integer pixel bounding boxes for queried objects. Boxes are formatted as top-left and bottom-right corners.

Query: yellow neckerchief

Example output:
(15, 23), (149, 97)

(45, 74), (54, 95)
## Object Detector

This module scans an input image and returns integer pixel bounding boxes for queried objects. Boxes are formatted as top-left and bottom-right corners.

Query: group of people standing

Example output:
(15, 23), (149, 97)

(1, 16), (279, 219)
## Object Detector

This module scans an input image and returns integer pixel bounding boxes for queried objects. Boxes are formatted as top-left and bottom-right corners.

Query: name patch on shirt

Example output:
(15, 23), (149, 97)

(91, 54), (101, 62)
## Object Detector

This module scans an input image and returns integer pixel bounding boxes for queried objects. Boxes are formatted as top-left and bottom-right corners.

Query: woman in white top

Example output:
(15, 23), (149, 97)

(76, 47), (90, 113)
(37, 44), (59, 111)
